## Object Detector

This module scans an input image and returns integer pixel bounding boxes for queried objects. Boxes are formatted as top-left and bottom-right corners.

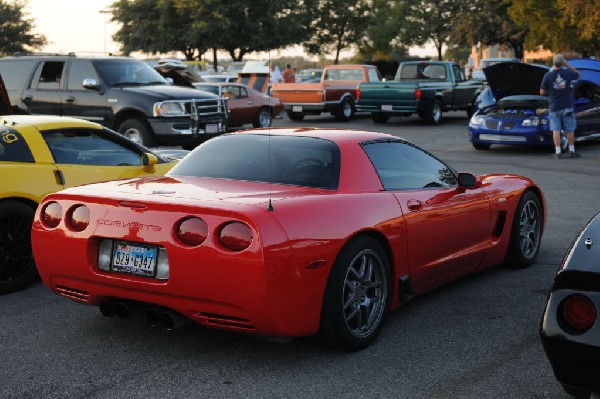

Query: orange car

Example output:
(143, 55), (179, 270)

(194, 82), (283, 129)
(271, 64), (381, 121)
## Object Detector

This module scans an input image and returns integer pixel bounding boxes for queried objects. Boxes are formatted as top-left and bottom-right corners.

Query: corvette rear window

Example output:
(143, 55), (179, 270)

(169, 134), (341, 189)
(0, 126), (34, 163)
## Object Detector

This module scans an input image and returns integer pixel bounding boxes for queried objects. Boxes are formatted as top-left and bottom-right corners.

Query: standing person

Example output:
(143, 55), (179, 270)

(540, 54), (581, 158)
(268, 62), (283, 95)
(282, 63), (295, 83)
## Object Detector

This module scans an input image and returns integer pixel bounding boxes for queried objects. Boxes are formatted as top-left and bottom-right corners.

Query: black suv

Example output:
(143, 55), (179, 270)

(0, 54), (228, 148)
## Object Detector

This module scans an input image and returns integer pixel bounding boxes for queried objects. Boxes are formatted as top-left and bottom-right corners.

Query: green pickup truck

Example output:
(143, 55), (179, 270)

(356, 61), (483, 124)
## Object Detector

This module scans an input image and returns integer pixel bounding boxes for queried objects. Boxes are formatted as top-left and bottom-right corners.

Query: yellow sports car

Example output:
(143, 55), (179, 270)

(0, 115), (182, 294)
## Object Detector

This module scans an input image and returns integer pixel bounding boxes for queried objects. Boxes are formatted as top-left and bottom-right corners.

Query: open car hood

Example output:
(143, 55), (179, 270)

(483, 62), (549, 100)
(569, 58), (600, 85)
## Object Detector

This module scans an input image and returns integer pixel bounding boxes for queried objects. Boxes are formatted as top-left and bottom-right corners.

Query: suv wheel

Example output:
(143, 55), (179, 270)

(118, 118), (156, 147)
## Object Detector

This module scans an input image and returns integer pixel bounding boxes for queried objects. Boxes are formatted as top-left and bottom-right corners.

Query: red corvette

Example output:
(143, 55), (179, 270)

(31, 128), (545, 350)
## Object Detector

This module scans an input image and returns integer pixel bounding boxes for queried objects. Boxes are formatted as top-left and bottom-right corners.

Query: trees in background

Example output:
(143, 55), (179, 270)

(110, 0), (203, 59)
(0, 0), (46, 54)
(452, 0), (527, 60)
(508, 0), (600, 57)
(303, 0), (371, 64)
(398, 0), (466, 61)
(4, 0), (600, 63)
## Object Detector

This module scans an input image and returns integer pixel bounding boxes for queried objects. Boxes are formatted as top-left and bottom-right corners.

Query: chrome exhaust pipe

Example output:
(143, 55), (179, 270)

(160, 310), (187, 331)
(99, 302), (115, 318)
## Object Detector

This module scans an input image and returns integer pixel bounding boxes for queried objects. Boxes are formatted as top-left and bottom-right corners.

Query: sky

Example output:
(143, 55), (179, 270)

(24, 0), (120, 55)
(23, 0), (434, 60)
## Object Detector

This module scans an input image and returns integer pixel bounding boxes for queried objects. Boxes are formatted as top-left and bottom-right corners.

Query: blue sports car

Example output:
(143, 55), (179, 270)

(468, 59), (600, 151)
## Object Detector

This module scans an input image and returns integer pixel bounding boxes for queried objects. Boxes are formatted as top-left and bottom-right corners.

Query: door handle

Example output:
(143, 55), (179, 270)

(65, 96), (75, 103)
(407, 199), (423, 211)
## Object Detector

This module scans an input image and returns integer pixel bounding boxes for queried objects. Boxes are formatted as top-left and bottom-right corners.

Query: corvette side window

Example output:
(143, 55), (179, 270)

(42, 129), (142, 166)
(0, 126), (34, 163)
(363, 141), (457, 190)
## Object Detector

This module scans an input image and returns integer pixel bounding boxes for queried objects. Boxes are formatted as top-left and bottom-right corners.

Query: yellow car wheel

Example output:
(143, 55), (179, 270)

(0, 201), (37, 294)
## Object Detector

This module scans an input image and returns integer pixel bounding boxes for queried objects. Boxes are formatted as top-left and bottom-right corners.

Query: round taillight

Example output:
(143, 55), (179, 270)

(562, 294), (597, 331)
(67, 205), (90, 232)
(218, 222), (253, 251)
(42, 202), (62, 228)
(176, 217), (208, 246)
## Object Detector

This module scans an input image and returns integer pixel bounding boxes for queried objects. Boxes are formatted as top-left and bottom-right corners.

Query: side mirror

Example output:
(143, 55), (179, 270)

(457, 172), (481, 189)
(142, 153), (158, 173)
(82, 78), (100, 91)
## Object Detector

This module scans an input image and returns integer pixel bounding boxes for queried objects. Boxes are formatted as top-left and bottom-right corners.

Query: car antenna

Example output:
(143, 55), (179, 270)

(267, 51), (274, 212)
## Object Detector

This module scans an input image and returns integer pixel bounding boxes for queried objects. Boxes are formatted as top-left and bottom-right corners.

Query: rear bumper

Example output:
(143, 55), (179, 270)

(541, 336), (600, 392)
(356, 102), (421, 114)
(31, 201), (326, 338)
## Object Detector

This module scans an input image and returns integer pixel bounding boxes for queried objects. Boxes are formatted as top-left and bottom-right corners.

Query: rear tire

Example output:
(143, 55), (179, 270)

(561, 383), (591, 398)
(0, 201), (37, 294)
(118, 117), (156, 147)
(287, 111), (304, 121)
(320, 236), (390, 351)
(371, 113), (389, 124)
(252, 107), (272, 128)
(505, 190), (542, 268)
(420, 99), (442, 124)
(334, 98), (354, 122)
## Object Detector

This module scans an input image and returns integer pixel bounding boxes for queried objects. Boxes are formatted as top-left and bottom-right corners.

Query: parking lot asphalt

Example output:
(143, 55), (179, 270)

(2, 111), (598, 398)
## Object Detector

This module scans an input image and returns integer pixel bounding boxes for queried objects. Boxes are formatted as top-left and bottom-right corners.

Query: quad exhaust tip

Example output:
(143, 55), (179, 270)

(99, 301), (137, 319)
(99, 301), (186, 330)
(145, 307), (187, 331)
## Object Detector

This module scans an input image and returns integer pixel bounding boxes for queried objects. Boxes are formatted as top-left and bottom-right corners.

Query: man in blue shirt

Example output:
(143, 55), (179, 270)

(540, 54), (581, 158)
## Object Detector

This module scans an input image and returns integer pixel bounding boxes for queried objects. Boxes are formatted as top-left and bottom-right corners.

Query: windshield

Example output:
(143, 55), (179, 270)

(169, 134), (341, 189)
(94, 59), (168, 86)
(194, 84), (220, 95)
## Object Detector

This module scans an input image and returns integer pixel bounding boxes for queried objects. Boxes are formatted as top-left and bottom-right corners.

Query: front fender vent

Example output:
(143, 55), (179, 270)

(493, 212), (507, 237)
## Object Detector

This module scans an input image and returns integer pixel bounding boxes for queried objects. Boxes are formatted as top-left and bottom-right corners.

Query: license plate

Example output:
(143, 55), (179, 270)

(112, 241), (157, 277)
(205, 123), (218, 134)
(381, 105), (393, 111)
(292, 105), (303, 112)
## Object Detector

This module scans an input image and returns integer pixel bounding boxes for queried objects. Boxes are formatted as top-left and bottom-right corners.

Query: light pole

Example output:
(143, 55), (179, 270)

(99, 9), (111, 55)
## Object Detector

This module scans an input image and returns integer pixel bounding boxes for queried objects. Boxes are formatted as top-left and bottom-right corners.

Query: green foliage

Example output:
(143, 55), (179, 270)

(394, 0), (466, 61)
(507, 0), (599, 55)
(358, 0), (409, 61)
(174, 0), (315, 62)
(110, 0), (202, 59)
(303, 0), (371, 64)
(0, 0), (46, 54)
(444, 46), (471, 62)
(452, 0), (527, 59)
